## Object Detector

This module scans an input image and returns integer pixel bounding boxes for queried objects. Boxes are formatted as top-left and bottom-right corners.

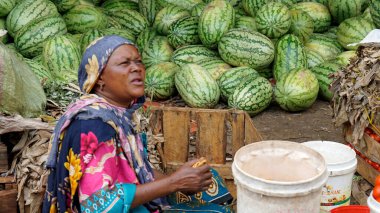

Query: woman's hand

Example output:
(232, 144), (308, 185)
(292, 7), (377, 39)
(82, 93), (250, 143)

(169, 159), (213, 194)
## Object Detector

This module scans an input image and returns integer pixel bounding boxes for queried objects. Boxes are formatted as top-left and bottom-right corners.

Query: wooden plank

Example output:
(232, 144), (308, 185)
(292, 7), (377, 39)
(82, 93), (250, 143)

(230, 111), (245, 156)
(0, 176), (15, 184)
(163, 109), (190, 163)
(244, 113), (263, 144)
(149, 109), (163, 135)
(196, 111), (226, 164)
(0, 189), (17, 213)
(0, 142), (7, 173)
(356, 156), (380, 186)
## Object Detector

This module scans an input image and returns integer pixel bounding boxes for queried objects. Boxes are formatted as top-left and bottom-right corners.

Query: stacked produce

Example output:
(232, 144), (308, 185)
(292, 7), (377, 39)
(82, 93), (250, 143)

(0, 0), (376, 115)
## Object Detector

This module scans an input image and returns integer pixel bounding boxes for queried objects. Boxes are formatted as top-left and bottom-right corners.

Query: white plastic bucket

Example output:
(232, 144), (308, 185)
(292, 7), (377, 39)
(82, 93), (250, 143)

(303, 141), (357, 212)
(232, 140), (328, 213)
(368, 192), (380, 213)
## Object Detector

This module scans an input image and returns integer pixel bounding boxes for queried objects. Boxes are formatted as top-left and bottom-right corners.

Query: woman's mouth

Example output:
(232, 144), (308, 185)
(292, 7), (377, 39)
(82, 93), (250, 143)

(131, 78), (144, 86)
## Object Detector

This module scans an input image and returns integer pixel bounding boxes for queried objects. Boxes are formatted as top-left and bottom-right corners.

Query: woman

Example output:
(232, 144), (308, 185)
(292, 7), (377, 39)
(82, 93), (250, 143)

(43, 35), (232, 213)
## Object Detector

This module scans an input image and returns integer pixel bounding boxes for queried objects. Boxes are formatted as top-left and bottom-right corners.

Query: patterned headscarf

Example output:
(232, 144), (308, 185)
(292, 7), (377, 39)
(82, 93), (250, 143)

(78, 35), (136, 93)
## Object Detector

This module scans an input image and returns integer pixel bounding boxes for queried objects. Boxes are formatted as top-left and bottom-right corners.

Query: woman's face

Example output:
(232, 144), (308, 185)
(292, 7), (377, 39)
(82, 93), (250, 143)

(99, 44), (145, 105)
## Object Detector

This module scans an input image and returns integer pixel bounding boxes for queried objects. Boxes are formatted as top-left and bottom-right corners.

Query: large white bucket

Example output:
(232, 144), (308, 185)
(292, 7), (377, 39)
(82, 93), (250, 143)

(368, 192), (380, 213)
(303, 141), (357, 212)
(232, 140), (329, 213)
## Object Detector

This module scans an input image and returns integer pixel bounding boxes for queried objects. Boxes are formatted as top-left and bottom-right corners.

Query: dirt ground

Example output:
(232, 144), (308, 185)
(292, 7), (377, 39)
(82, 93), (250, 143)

(251, 99), (345, 143)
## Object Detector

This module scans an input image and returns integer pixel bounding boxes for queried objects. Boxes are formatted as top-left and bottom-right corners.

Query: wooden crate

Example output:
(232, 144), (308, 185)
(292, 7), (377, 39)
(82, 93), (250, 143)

(0, 176), (17, 213)
(149, 106), (262, 198)
(356, 156), (380, 186)
(0, 142), (8, 173)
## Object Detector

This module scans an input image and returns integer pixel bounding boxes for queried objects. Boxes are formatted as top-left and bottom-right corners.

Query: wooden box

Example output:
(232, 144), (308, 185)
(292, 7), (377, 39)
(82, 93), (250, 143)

(149, 106), (262, 198)
(0, 142), (8, 173)
(0, 176), (17, 213)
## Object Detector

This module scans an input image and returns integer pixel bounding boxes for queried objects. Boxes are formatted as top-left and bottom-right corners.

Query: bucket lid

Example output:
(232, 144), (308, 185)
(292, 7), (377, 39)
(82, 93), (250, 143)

(330, 205), (370, 213)
(303, 141), (357, 176)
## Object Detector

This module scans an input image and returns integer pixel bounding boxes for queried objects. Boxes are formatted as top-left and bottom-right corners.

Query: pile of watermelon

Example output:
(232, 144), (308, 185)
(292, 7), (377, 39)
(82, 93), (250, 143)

(0, 0), (377, 115)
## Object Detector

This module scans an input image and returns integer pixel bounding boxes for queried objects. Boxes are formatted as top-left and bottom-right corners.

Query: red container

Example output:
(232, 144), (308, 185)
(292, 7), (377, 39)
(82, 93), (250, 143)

(330, 205), (370, 213)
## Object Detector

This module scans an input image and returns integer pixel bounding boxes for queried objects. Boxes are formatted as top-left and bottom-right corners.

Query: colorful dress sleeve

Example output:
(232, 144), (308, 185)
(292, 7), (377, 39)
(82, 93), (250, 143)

(51, 118), (149, 213)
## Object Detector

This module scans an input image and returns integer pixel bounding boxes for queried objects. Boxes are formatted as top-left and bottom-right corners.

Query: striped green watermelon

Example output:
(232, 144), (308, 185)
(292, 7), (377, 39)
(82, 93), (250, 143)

(302, 0), (328, 6)
(336, 51), (356, 66)
(101, 0), (138, 11)
(337, 16), (375, 50)
(362, 7), (373, 22)
(0, 0), (16, 17)
(136, 28), (157, 52)
(196, 58), (231, 80)
(291, 2), (331, 33)
(106, 16), (123, 29)
(32, 54), (43, 64)
(273, 34), (307, 80)
(289, 9), (314, 43)
(305, 47), (325, 68)
(328, 0), (362, 24)
(6, 0), (59, 37)
(370, 0), (380, 28)
(191, 2), (206, 17)
(80, 29), (104, 52)
(54, 0), (78, 13)
(305, 33), (343, 61)
(0, 19), (7, 43)
(142, 36), (174, 68)
(139, 0), (155, 26)
(154, 5), (190, 36)
(217, 66), (260, 101)
(42, 35), (81, 82)
(66, 33), (82, 45)
(228, 76), (273, 115)
(256, 2), (291, 39)
(5, 43), (24, 60)
(157, 0), (203, 10)
(24, 58), (53, 82)
(198, 0), (235, 49)
(273, 0), (297, 7)
(235, 15), (256, 32)
(310, 61), (342, 101)
(175, 63), (220, 108)
(218, 28), (275, 69)
(323, 26), (338, 39)
(257, 66), (273, 79)
(205, 0), (242, 6)
(171, 45), (219, 66)
(274, 68), (319, 111)
(242, 0), (267, 17)
(101, 28), (135, 42)
(167, 16), (200, 49)
(64, 5), (108, 34)
(234, 4), (248, 16)
(14, 15), (67, 58)
(106, 8), (148, 36)
(144, 62), (179, 100)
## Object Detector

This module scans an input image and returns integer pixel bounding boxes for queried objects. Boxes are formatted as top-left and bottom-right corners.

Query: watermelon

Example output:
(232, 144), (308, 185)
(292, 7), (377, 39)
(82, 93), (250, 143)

(80, 29), (105, 52)
(336, 16), (375, 50)
(256, 2), (291, 39)
(362, 7), (373, 22)
(0, 0), (16, 17)
(142, 36), (174, 68)
(336, 51), (356, 66)
(175, 63), (220, 108)
(323, 27), (338, 39)
(144, 62), (179, 100)
(191, 2), (206, 17)
(302, 0), (328, 6)
(157, 0), (204, 10)
(64, 5), (107, 34)
(305, 47), (325, 68)
(171, 45), (219, 66)
(66, 33), (82, 45)
(14, 15), (67, 58)
(217, 66), (260, 101)
(196, 58), (231, 80)
(305, 33), (343, 61)
(370, 0), (380, 28)
(138, 0), (155, 26)
(167, 16), (200, 49)
(274, 68), (319, 112)
(42, 35), (81, 82)
(101, 0), (139, 11)
(273, 34), (307, 80)
(54, 0), (78, 13)
(106, 8), (148, 36)
(24, 58), (53, 82)
(228, 76), (273, 115)
(33, 54), (43, 64)
(235, 15), (256, 32)
(218, 28), (275, 69)
(198, 0), (235, 49)
(136, 28), (157, 52)
(101, 28), (135, 42)
(0, 19), (7, 43)
(289, 9), (314, 43)
(204, 0), (241, 6)
(310, 61), (342, 101)
(273, 0), (297, 7)
(106, 16), (123, 29)
(154, 5), (190, 36)
(242, 0), (267, 17)
(6, 0), (59, 37)
(328, 0), (362, 24)
(257, 66), (273, 79)
(5, 43), (24, 60)
(291, 2), (331, 33)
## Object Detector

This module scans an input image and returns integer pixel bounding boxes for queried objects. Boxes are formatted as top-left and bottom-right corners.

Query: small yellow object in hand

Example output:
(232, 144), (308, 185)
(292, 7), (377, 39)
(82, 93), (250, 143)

(192, 157), (207, 168)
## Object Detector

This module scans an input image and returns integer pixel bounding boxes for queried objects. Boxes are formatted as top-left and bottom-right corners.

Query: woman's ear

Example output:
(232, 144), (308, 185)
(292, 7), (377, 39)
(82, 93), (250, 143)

(95, 77), (105, 91)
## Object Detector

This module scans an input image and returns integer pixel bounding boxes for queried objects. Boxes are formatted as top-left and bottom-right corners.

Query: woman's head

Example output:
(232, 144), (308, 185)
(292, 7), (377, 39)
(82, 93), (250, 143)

(78, 35), (145, 107)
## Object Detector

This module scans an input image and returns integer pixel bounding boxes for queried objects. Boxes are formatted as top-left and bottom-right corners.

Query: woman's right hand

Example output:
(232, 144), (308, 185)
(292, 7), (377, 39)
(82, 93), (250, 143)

(169, 158), (213, 194)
